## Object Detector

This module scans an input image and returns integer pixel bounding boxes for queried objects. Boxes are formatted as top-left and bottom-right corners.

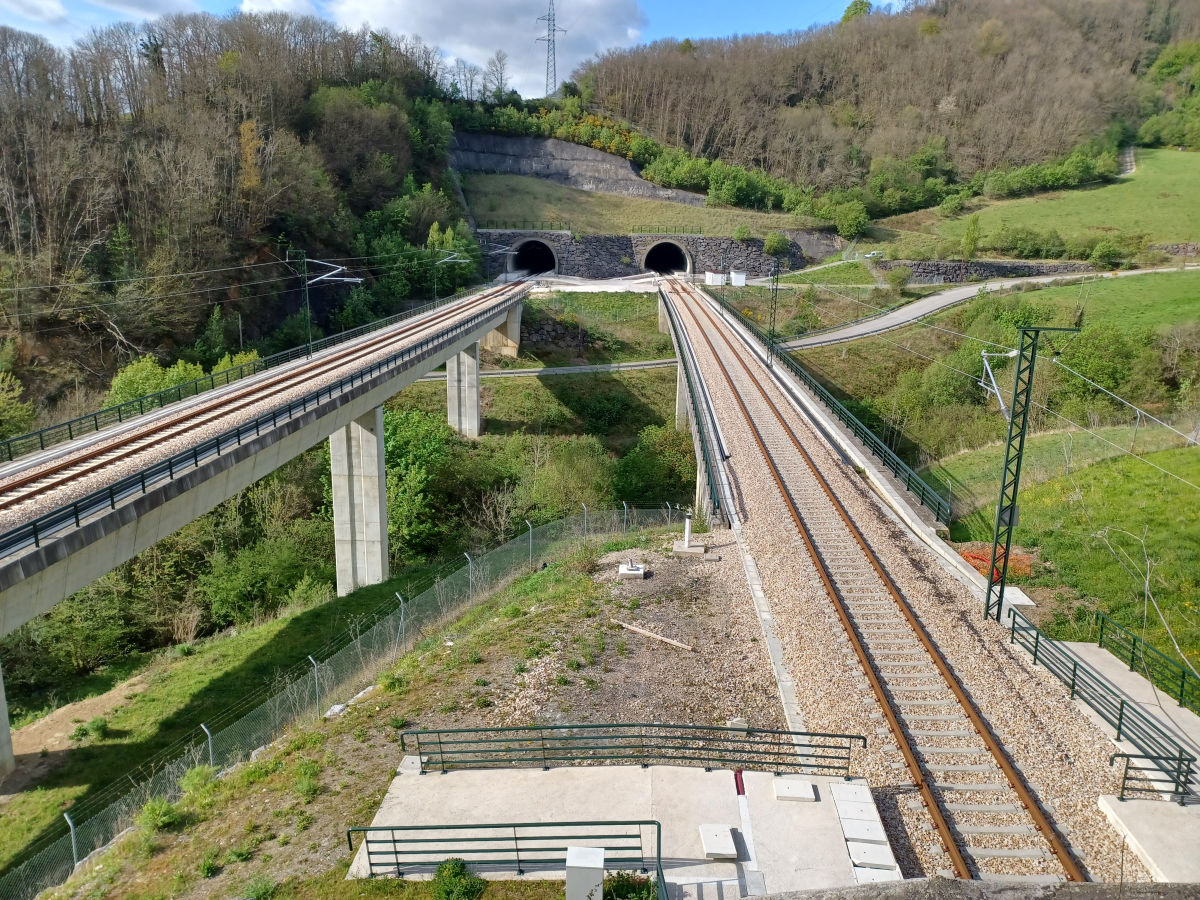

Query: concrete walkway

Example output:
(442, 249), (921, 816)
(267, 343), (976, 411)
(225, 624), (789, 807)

(779, 265), (1200, 351)
(349, 764), (867, 895)
(419, 359), (676, 381)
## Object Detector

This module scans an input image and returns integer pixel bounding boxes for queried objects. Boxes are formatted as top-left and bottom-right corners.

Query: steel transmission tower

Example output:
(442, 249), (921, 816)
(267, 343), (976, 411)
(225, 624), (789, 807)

(537, 0), (566, 98)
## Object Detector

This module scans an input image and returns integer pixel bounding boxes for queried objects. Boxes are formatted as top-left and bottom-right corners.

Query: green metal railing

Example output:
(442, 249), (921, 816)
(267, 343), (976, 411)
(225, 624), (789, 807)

(400, 723), (865, 775)
(1008, 608), (1195, 803)
(479, 221), (571, 232)
(1111, 753), (1195, 803)
(347, 820), (664, 891)
(660, 292), (723, 526)
(703, 288), (951, 523)
(0, 285), (485, 464)
(631, 225), (702, 235)
(1097, 612), (1200, 716)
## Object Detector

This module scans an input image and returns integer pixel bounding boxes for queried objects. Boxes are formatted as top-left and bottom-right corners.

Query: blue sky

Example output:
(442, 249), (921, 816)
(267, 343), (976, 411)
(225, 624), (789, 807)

(0, 0), (853, 96)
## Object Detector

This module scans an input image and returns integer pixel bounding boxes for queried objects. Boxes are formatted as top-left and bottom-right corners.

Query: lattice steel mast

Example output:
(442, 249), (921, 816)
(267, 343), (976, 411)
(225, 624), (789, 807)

(537, 0), (566, 98)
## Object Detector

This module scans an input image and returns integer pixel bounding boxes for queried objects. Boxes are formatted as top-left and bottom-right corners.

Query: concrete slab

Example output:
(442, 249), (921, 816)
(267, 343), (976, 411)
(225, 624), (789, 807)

(349, 765), (861, 893)
(699, 825), (737, 859)
(1098, 794), (1200, 883)
(772, 780), (815, 802)
(839, 819), (887, 845)
(845, 841), (896, 869)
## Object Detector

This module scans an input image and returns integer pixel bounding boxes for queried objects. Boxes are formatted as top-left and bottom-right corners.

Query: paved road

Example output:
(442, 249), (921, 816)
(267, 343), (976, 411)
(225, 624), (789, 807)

(420, 358), (676, 380)
(779, 265), (1200, 351)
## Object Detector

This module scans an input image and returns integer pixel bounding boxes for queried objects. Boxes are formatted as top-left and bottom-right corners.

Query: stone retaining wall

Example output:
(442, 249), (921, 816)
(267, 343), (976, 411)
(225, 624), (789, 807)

(479, 230), (830, 279)
(875, 259), (1094, 281)
(1154, 243), (1200, 256)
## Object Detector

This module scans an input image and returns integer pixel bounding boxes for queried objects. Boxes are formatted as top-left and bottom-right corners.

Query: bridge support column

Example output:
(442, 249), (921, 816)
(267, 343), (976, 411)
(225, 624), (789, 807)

(331, 407), (389, 597)
(675, 363), (688, 430)
(447, 342), (480, 438)
(481, 304), (522, 358)
(0, 663), (13, 779)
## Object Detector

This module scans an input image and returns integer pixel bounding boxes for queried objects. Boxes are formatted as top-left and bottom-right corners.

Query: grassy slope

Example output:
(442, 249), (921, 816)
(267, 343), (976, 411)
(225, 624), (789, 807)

(936, 149), (1200, 244)
(952, 447), (1200, 667)
(519, 291), (674, 366)
(0, 566), (443, 874)
(781, 261), (875, 285)
(462, 173), (806, 237)
(1022, 269), (1200, 332)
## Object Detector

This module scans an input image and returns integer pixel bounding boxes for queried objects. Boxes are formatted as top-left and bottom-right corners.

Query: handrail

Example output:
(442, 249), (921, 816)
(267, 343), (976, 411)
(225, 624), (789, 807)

(1111, 753), (1195, 805)
(400, 723), (865, 776)
(478, 220), (571, 232)
(347, 820), (663, 892)
(659, 292), (723, 526)
(0, 285), (483, 465)
(1097, 612), (1200, 715)
(702, 287), (951, 523)
(1008, 607), (1196, 801)
(0, 287), (529, 562)
(631, 225), (702, 235)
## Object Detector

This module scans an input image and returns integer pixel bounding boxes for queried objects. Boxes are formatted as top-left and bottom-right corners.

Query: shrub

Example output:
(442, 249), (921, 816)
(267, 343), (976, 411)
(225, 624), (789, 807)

(432, 858), (487, 900)
(614, 424), (696, 502)
(606, 871), (657, 900)
(763, 230), (790, 256)
(501, 602), (523, 618)
(198, 849), (221, 878)
(180, 764), (218, 797)
(295, 758), (321, 802)
(830, 200), (869, 238)
(224, 841), (255, 863)
(104, 355), (206, 408)
(885, 266), (912, 293)
(86, 717), (108, 739)
(0, 372), (34, 439)
(1090, 239), (1123, 269)
(733, 225), (751, 241)
(244, 876), (276, 900)
(136, 797), (179, 833)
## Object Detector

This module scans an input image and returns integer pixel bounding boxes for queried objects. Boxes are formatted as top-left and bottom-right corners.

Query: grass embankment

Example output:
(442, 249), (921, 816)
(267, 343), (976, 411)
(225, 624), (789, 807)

(43, 533), (758, 900)
(0, 566), (444, 876)
(867, 149), (1200, 258)
(461, 173), (808, 237)
(781, 261), (876, 286)
(951, 447), (1200, 668)
(394, 368), (677, 454)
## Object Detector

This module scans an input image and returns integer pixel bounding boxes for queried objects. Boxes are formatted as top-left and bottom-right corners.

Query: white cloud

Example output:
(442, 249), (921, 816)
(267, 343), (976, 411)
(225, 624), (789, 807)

(328, 0), (645, 97)
(0, 0), (68, 23)
(240, 0), (317, 14)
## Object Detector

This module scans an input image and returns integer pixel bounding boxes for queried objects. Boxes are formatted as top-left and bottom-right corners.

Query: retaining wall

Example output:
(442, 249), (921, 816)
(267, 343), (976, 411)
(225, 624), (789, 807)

(874, 259), (1094, 281)
(480, 230), (835, 279)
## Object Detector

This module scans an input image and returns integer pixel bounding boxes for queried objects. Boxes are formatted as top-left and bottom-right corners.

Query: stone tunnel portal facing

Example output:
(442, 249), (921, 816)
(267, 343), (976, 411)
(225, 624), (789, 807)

(511, 239), (558, 275)
(644, 241), (690, 274)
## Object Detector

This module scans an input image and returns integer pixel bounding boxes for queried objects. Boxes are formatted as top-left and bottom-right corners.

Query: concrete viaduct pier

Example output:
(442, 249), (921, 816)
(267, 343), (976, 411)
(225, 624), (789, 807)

(0, 285), (526, 774)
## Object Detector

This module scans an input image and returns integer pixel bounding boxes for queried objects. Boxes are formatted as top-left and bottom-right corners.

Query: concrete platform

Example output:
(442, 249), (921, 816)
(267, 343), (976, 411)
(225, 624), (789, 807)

(348, 765), (863, 896)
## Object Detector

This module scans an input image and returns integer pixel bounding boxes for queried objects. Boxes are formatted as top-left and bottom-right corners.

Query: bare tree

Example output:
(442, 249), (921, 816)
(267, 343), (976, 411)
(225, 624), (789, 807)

(484, 50), (509, 99)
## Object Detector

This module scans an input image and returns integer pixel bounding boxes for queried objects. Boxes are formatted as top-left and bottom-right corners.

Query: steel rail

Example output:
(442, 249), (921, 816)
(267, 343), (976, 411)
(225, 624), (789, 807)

(0, 282), (524, 512)
(672, 279), (1085, 882)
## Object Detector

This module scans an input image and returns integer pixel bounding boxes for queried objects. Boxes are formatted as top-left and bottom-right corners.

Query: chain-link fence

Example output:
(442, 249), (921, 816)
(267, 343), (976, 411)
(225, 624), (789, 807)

(0, 504), (675, 900)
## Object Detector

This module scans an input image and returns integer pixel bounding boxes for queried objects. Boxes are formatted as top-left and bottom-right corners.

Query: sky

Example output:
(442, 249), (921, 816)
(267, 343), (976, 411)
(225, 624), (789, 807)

(0, 0), (854, 96)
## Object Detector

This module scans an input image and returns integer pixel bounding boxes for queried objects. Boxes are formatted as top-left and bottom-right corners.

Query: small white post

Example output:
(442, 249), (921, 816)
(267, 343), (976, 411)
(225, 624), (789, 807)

(309, 655), (321, 721)
(622, 501), (628, 533)
(566, 846), (605, 900)
(65, 813), (78, 867)
(684, 512), (693, 548)
(393, 593), (405, 665)
(200, 723), (214, 767)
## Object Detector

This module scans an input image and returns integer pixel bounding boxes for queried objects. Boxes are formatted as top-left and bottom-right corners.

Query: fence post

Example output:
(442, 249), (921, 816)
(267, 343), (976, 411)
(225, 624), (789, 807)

(582, 503), (588, 537)
(1115, 698), (1125, 742)
(309, 655), (321, 722)
(64, 813), (78, 867)
(1069, 661), (1078, 700)
(1180, 669), (1188, 708)
(1097, 615), (1105, 649)
(393, 594), (405, 666)
(465, 553), (473, 603)
(1130, 634), (1138, 671)
(623, 501), (628, 534)
(1032, 630), (1040, 666)
(1009, 608), (1017, 643)
(200, 723), (214, 767)
(526, 520), (533, 571)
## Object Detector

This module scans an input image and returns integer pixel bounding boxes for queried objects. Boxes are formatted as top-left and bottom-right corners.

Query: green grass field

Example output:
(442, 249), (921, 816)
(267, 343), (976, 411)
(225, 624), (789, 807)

(952, 447), (1200, 668)
(519, 291), (674, 366)
(1018, 269), (1200, 332)
(781, 261), (875, 285)
(462, 173), (811, 237)
(936, 149), (1200, 245)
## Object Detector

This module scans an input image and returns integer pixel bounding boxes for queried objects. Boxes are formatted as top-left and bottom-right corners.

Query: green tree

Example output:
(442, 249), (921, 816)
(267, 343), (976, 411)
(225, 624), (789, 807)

(831, 201), (869, 239)
(961, 213), (980, 260)
(841, 0), (870, 23)
(104, 356), (205, 407)
(886, 266), (912, 293)
(614, 425), (696, 502)
(0, 372), (34, 438)
(763, 231), (790, 256)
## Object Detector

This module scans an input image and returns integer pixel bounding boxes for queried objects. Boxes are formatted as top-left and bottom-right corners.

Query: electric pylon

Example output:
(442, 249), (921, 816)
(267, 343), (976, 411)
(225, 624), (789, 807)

(537, 0), (566, 98)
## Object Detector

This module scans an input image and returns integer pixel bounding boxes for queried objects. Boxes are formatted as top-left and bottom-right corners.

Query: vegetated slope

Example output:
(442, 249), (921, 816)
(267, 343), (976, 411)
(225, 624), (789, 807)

(578, 0), (1200, 191)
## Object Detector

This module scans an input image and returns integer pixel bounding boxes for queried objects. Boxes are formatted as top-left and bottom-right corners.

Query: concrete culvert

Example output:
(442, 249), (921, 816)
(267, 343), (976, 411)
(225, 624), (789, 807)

(513, 240), (556, 275)
(644, 242), (688, 274)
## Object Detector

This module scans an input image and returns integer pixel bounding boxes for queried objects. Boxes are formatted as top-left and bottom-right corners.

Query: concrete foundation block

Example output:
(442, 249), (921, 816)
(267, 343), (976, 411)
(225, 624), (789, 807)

(699, 824), (737, 859)
(618, 562), (646, 580)
(566, 846), (604, 900)
(773, 779), (816, 802)
(673, 540), (707, 558)
(846, 841), (896, 869)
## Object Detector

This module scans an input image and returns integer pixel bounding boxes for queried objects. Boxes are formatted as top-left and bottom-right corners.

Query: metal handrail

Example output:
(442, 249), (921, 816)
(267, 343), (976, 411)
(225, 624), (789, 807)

(347, 820), (663, 892)
(1111, 753), (1195, 805)
(0, 288), (528, 561)
(0, 285), (483, 464)
(1097, 612), (1200, 715)
(631, 225), (703, 235)
(1008, 608), (1196, 801)
(703, 287), (951, 523)
(478, 221), (571, 232)
(400, 723), (865, 776)
(659, 292), (723, 526)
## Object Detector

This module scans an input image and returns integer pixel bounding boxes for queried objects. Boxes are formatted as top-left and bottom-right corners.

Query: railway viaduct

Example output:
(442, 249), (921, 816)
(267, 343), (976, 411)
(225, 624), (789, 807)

(0, 285), (527, 774)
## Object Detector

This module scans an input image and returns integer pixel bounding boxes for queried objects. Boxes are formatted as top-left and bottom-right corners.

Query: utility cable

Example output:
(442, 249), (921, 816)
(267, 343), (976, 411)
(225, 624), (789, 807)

(0, 261), (285, 293)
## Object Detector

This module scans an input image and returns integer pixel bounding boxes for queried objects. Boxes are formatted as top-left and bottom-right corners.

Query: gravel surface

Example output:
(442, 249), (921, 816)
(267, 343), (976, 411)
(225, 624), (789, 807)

(666, 280), (1150, 884)
(0, 285), (524, 533)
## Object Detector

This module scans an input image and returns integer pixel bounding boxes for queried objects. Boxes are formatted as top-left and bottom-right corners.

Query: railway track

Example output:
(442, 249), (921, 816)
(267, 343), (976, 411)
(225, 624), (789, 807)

(0, 282), (526, 528)
(667, 278), (1085, 883)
